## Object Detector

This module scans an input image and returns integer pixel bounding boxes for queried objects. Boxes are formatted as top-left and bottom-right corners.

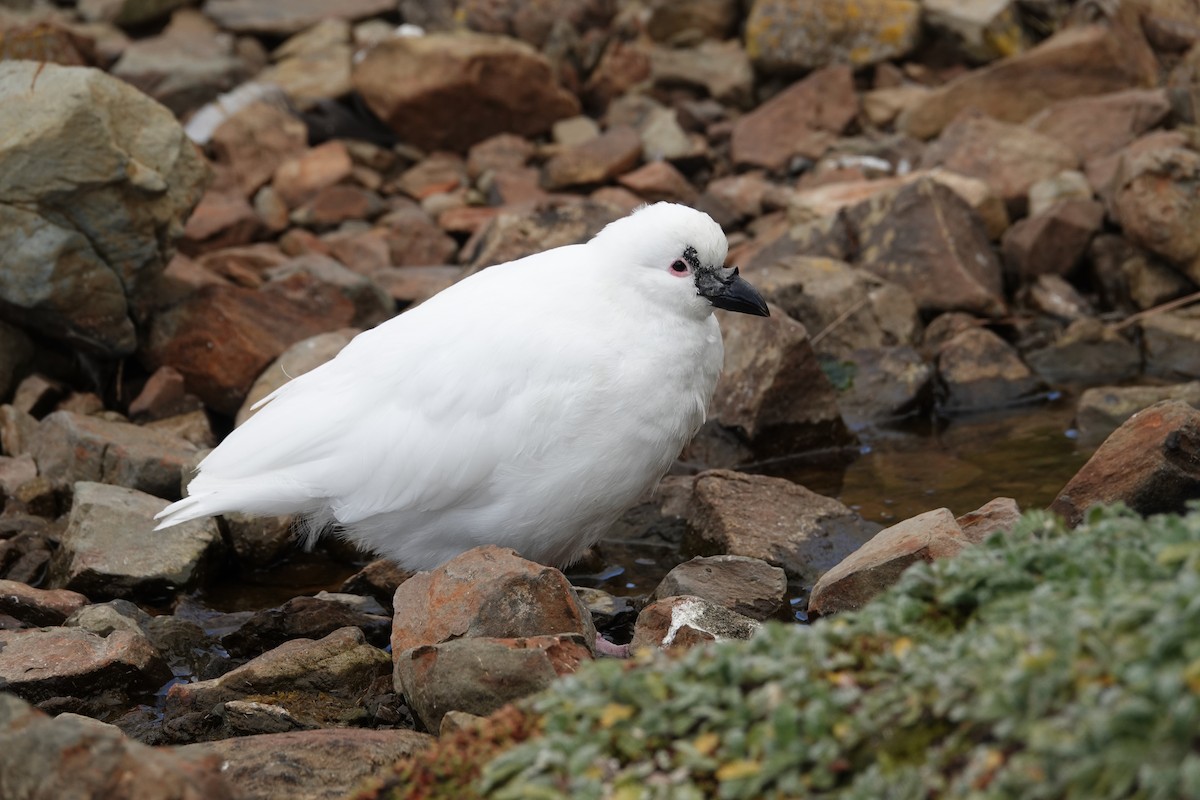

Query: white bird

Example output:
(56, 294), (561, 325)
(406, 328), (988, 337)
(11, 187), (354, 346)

(155, 202), (769, 572)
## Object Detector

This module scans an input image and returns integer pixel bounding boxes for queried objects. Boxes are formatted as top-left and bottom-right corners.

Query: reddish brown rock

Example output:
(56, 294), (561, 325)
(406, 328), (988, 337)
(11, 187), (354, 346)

(354, 32), (579, 152)
(128, 365), (203, 422)
(322, 228), (393, 274)
(730, 64), (857, 171)
(542, 125), (642, 190)
(394, 153), (468, 200)
(808, 508), (968, 615)
(290, 184), (384, 228)
(0, 627), (170, 702)
(272, 141), (354, 209)
(630, 596), (759, 652)
(236, 328), (357, 425)
(651, 555), (787, 621)
(342, 559), (414, 613)
(210, 101), (309, 198)
(583, 38), (652, 112)
(898, 23), (1158, 139)
(390, 546), (596, 658)
(464, 198), (621, 270)
(0, 580), (88, 627)
(711, 306), (849, 455)
(395, 634), (591, 730)
(956, 497), (1021, 544)
(371, 267), (464, 308)
(221, 596), (390, 658)
(467, 133), (535, 178)
(616, 160), (698, 204)
(920, 111), (1079, 214)
(144, 284), (359, 415)
(1026, 88), (1171, 161)
(684, 470), (878, 584)
(378, 206), (460, 267)
(181, 184), (262, 254)
(1051, 400), (1200, 526)
(0, 695), (233, 800)
(1110, 145), (1200, 284)
(936, 327), (1043, 412)
(1001, 199), (1105, 280)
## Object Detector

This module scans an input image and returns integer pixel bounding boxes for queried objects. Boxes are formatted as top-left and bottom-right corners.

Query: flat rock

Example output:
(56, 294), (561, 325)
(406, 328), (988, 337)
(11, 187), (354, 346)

(396, 634), (591, 731)
(211, 101), (310, 198)
(31, 411), (198, 499)
(354, 32), (579, 152)
(651, 555), (786, 620)
(808, 508), (968, 615)
(1024, 318), (1141, 386)
(684, 470), (879, 585)
(956, 497), (1021, 544)
(616, 160), (698, 204)
(0, 61), (208, 358)
(0, 695), (232, 800)
(630, 595), (760, 651)
(175, 727), (431, 800)
(936, 327), (1044, 412)
(163, 627), (390, 742)
(204, 0), (395, 35)
(1142, 309), (1200, 381)
(745, 0), (920, 73)
(648, 39), (753, 108)
(390, 545), (596, 658)
(542, 125), (642, 190)
(1001, 200), (1105, 280)
(730, 64), (856, 171)
(378, 206), (461, 267)
(52, 482), (222, 600)
(221, 596), (390, 658)
(898, 23), (1157, 139)
(0, 626), (170, 703)
(0, 580), (88, 627)
(1076, 382), (1200, 446)
(1051, 400), (1200, 526)
(711, 306), (849, 456)
(1111, 146), (1200, 284)
(1026, 88), (1171, 161)
(129, 366), (204, 422)
(272, 141), (355, 210)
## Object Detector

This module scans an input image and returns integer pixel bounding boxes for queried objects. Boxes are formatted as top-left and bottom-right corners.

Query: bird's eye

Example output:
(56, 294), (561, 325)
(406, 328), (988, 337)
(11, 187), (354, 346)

(669, 260), (690, 276)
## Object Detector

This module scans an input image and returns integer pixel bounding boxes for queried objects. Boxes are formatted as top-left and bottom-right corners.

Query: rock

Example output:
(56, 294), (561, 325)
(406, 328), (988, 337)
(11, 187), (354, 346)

(146, 411), (217, 450)
(222, 512), (297, 567)
(464, 198), (621, 270)
(936, 327), (1044, 412)
(221, 596), (391, 658)
(1088, 130), (1188, 207)
(272, 141), (355, 210)
(744, 256), (921, 359)
(1001, 200), (1105, 280)
(31, 411), (198, 499)
(1026, 88), (1171, 162)
(371, 266), (464, 308)
(648, 39), (754, 108)
(203, 0), (395, 35)
(163, 627), (390, 742)
(0, 695), (232, 800)
(1110, 146), (1200, 284)
(921, 111), (1079, 215)
(956, 497), (1021, 544)
(898, 23), (1157, 139)
(630, 595), (760, 651)
(390, 545), (596, 657)
(651, 555), (786, 621)
(0, 626), (171, 703)
(0, 321), (34, 404)
(341, 559), (413, 613)
(1089, 234), (1195, 313)
(730, 64), (857, 171)
(1142, 309), (1200, 381)
(144, 284), (361, 415)
(1027, 170), (1095, 217)
(396, 634), (592, 731)
(711, 306), (850, 456)
(394, 153), (468, 200)
(542, 125), (642, 190)
(0, 521), (54, 586)
(78, 0), (191, 26)
(53, 482), (222, 600)
(354, 32), (579, 152)
(606, 96), (699, 163)
(551, 116), (600, 147)
(129, 366), (204, 422)
(210, 101), (310, 199)
(616, 160), (698, 204)
(1024, 318), (1141, 385)
(646, 0), (737, 42)
(449, 0), (614, 49)
(842, 177), (1007, 317)
(1076, 382), (1200, 446)
(684, 470), (879, 585)
(179, 180), (263, 253)
(110, 10), (251, 116)
(256, 21), (354, 111)
(174, 728), (431, 800)
(744, 0), (920, 73)
(64, 599), (150, 639)
(1051, 400), (1200, 527)
(263, 255), (392, 329)
(835, 346), (934, 425)
(808, 508), (969, 615)
(583, 38), (653, 112)
(0, 61), (208, 358)
(0, 580), (87, 628)
(378, 206), (461, 267)
(922, 0), (1029, 62)
(236, 328), (357, 425)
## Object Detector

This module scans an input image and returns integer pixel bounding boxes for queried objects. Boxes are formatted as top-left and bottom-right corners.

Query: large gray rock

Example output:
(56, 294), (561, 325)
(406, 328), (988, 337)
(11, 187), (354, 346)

(52, 482), (222, 600)
(0, 62), (208, 357)
(651, 555), (787, 621)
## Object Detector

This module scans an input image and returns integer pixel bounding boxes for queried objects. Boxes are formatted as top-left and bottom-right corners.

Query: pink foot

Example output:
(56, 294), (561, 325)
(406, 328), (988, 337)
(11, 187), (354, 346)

(595, 636), (630, 658)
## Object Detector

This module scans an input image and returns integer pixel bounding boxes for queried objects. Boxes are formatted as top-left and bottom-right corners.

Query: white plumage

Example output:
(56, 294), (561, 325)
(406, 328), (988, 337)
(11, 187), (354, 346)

(155, 202), (768, 571)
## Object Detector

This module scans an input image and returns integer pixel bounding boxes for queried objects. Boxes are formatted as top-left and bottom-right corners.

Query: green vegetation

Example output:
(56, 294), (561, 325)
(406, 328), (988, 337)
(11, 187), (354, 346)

(371, 506), (1200, 799)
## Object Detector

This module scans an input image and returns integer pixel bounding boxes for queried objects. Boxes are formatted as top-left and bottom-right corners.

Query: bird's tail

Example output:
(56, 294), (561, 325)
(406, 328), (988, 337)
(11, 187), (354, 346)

(154, 474), (321, 530)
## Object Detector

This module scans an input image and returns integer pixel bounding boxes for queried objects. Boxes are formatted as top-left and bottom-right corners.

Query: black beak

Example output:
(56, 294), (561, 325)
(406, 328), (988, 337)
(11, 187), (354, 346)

(699, 266), (770, 317)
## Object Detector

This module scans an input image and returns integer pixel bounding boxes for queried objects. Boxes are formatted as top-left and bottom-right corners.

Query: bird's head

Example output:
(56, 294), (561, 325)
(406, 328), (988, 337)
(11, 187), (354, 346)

(591, 202), (770, 319)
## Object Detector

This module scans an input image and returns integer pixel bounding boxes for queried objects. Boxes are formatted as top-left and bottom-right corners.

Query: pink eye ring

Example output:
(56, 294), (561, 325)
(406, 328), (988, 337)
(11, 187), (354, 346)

(669, 259), (690, 276)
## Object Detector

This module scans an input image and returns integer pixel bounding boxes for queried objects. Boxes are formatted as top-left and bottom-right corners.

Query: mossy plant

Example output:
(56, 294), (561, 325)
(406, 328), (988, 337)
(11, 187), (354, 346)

(372, 505), (1200, 799)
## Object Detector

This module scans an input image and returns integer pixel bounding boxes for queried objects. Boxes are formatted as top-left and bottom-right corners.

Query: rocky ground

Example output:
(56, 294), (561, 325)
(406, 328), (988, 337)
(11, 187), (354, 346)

(2, 0), (1200, 797)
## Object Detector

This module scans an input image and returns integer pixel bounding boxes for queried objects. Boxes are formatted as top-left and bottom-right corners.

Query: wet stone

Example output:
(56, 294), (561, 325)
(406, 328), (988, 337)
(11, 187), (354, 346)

(630, 595), (760, 652)
(220, 595), (391, 658)
(1076, 383), (1200, 447)
(0, 580), (88, 627)
(651, 555), (786, 621)
(936, 327), (1045, 413)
